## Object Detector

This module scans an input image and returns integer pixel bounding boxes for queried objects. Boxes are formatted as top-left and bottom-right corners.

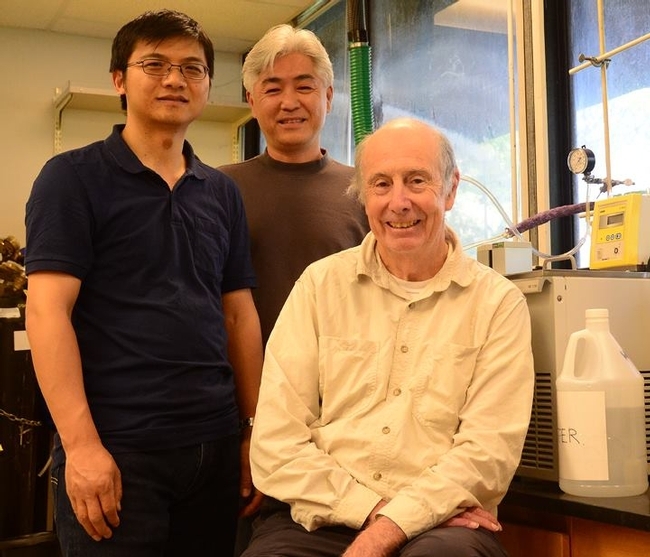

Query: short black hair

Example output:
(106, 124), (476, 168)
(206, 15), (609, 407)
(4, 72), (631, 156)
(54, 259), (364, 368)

(110, 9), (214, 110)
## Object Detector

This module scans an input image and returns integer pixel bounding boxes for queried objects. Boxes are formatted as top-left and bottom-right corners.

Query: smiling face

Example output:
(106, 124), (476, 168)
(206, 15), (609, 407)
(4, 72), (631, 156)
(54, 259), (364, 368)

(112, 36), (210, 131)
(361, 122), (459, 279)
(247, 52), (333, 162)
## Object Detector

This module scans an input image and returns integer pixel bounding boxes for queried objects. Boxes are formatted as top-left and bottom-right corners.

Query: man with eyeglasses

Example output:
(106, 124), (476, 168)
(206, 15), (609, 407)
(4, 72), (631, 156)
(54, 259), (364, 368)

(24, 9), (262, 557)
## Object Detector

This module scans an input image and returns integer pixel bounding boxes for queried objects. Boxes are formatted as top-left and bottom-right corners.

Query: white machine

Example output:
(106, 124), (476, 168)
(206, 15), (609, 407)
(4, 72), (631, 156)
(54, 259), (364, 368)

(476, 241), (533, 276)
(509, 269), (650, 480)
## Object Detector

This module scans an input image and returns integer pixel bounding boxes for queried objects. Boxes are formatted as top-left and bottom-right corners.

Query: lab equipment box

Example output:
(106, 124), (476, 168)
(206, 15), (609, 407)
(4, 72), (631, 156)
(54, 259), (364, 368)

(509, 269), (650, 480)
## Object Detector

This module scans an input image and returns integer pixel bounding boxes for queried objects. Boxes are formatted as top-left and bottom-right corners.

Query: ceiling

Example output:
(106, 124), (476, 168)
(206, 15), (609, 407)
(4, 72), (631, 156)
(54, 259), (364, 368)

(0, 0), (325, 53)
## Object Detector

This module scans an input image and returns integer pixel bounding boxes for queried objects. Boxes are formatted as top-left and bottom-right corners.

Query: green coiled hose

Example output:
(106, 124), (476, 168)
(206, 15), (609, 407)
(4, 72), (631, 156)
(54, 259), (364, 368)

(349, 42), (375, 145)
(347, 0), (374, 145)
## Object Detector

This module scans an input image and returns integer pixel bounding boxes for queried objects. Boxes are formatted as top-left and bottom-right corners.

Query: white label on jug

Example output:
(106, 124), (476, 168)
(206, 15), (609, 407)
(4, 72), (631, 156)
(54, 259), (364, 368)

(14, 330), (30, 351)
(556, 390), (609, 481)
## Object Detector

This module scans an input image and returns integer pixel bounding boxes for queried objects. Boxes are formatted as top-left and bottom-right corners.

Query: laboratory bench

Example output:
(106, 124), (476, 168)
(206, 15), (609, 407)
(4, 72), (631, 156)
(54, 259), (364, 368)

(497, 476), (650, 557)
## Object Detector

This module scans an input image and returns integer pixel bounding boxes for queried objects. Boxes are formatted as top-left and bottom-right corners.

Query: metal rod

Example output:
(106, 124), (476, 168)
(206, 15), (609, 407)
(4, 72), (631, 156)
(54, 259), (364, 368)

(597, 0), (613, 196)
(569, 32), (650, 75)
(507, 0), (518, 225)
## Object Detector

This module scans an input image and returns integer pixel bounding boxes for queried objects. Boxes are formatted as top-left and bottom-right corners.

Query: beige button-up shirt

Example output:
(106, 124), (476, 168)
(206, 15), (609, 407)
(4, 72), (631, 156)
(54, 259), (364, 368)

(251, 228), (534, 539)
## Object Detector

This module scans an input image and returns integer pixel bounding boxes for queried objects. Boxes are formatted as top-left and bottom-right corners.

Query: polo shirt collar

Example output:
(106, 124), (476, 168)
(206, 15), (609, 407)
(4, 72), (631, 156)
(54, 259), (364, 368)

(104, 124), (209, 180)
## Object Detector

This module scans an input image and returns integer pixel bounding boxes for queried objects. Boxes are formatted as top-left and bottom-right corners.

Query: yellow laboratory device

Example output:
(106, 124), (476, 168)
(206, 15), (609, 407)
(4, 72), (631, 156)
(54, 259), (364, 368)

(590, 192), (650, 270)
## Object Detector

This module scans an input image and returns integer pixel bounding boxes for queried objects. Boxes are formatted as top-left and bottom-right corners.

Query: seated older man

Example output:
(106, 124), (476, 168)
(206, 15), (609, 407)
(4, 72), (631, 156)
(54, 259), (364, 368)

(242, 118), (534, 557)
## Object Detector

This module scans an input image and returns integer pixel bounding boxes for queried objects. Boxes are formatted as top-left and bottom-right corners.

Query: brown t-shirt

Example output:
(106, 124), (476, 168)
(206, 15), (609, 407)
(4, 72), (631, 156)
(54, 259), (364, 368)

(220, 150), (369, 344)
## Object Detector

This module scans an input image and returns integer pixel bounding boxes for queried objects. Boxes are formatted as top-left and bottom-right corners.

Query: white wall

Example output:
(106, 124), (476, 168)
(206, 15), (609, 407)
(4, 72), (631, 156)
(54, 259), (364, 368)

(0, 26), (245, 245)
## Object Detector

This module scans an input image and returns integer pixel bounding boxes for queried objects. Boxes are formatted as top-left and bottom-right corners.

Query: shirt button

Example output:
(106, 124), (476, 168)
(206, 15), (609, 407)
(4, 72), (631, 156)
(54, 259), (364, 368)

(393, 388), (402, 396)
(400, 345), (408, 353)
(382, 426), (391, 434)
(373, 472), (382, 481)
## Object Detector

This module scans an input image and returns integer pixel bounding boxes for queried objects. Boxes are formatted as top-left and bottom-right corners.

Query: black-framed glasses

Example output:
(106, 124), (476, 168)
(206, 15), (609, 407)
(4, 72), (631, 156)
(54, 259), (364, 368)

(126, 59), (209, 80)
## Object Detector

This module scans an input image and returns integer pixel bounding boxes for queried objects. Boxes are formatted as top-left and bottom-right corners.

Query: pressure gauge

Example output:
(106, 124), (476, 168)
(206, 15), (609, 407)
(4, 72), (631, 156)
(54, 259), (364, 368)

(567, 146), (595, 175)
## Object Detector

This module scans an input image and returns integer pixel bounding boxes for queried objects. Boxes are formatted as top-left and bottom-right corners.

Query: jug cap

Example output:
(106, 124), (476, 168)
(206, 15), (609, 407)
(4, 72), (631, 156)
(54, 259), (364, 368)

(586, 308), (608, 320)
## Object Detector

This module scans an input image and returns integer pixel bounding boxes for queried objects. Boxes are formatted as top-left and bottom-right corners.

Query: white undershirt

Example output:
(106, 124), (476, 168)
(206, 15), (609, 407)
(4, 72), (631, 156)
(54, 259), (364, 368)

(389, 274), (434, 299)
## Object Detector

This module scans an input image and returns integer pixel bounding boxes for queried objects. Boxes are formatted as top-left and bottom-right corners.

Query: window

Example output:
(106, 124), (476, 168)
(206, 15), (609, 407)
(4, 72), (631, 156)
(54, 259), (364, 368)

(305, 0), (352, 164)
(301, 0), (650, 267)
(305, 0), (523, 256)
(567, 0), (650, 267)
(370, 0), (518, 254)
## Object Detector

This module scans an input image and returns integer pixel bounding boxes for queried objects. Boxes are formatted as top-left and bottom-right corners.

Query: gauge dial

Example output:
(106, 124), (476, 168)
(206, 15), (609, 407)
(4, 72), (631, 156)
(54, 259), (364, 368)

(567, 146), (595, 175)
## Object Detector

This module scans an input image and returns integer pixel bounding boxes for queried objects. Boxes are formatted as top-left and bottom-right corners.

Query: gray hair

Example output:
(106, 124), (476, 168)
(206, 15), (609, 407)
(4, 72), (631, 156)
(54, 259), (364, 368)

(242, 24), (334, 92)
(347, 118), (458, 204)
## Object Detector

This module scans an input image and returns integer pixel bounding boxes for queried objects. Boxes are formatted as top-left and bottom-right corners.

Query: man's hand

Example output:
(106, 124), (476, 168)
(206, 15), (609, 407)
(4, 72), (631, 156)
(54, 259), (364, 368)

(64, 443), (122, 541)
(238, 432), (264, 517)
(342, 516), (407, 557)
(440, 507), (502, 532)
(342, 505), (500, 556)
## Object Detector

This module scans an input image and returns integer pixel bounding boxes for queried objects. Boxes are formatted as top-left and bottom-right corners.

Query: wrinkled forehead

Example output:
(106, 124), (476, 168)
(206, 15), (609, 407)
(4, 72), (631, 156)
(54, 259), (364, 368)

(361, 131), (441, 179)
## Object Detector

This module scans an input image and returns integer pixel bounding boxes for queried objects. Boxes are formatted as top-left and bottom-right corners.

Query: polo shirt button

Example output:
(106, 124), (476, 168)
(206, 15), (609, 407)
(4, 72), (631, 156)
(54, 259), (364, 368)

(400, 345), (408, 353)
(393, 388), (402, 396)
(382, 426), (391, 434)
(373, 472), (382, 481)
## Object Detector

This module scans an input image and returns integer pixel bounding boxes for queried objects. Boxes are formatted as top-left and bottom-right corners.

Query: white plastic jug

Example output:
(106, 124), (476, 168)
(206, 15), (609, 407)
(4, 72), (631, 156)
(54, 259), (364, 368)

(556, 308), (648, 497)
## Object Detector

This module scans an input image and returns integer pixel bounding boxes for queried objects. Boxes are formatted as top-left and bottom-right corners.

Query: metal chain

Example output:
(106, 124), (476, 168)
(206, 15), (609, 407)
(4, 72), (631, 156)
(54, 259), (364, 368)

(0, 407), (42, 427)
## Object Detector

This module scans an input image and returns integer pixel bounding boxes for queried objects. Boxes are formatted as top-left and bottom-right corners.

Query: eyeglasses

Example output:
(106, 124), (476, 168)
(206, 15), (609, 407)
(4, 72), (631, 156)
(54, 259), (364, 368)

(126, 59), (209, 80)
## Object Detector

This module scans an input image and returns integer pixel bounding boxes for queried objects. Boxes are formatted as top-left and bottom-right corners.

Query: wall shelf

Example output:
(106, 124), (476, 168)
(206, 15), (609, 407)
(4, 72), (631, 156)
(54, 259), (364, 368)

(53, 82), (250, 153)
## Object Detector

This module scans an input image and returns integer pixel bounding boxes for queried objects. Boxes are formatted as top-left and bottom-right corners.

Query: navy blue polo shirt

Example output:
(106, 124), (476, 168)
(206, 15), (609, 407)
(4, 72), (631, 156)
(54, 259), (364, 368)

(25, 125), (256, 459)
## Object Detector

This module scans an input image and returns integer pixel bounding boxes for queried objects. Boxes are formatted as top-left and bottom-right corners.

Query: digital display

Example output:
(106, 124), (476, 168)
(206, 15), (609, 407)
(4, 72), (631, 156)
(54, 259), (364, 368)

(607, 213), (624, 226)
(600, 212), (624, 228)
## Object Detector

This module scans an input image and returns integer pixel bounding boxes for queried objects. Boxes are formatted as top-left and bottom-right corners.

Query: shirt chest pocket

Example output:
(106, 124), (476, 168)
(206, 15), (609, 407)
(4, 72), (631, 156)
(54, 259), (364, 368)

(412, 343), (480, 431)
(318, 337), (379, 424)
(193, 216), (228, 279)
